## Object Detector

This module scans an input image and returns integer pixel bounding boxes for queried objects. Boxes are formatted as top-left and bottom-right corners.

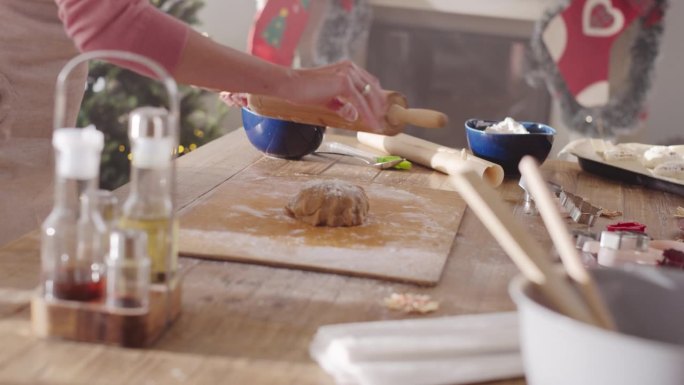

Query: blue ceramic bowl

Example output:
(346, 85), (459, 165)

(242, 107), (325, 159)
(465, 118), (556, 176)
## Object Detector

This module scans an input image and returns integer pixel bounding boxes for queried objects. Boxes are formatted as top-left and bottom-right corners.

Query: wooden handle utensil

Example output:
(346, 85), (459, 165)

(247, 91), (447, 135)
(518, 156), (616, 330)
(448, 165), (603, 328)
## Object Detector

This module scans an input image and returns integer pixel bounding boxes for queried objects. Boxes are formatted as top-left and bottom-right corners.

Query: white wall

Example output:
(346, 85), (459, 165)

(640, 1), (683, 144)
(196, 1), (257, 132)
(196, 1), (256, 50)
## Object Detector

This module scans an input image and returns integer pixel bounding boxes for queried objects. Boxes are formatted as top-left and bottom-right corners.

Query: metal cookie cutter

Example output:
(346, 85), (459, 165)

(572, 229), (600, 266)
(559, 191), (582, 213)
(518, 176), (562, 216)
(573, 229), (599, 250)
(519, 177), (602, 227)
(596, 230), (663, 267)
(557, 190), (603, 226)
(570, 199), (603, 227)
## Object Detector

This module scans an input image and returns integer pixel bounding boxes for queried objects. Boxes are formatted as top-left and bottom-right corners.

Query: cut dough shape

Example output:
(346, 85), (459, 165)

(603, 147), (638, 162)
(653, 161), (684, 180)
(285, 180), (369, 227)
(642, 146), (682, 169)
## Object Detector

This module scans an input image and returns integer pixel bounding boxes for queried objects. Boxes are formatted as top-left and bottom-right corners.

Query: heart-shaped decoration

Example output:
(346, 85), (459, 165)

(582, 0), (625, 37)
(592, 4), (615, 28)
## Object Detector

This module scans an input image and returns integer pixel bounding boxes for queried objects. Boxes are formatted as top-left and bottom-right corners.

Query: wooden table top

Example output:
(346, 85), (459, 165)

(2, 129), (683, 385)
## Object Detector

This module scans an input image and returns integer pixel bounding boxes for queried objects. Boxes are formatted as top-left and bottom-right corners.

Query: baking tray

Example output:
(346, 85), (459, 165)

(561, 138), (684, 197)
(576, 156), (684, 197)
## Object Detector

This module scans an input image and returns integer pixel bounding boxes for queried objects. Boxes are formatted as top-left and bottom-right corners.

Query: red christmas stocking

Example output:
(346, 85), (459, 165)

(542, 0), (662, 107)
(248, 0), (313, 66)
(340, 0), (355, 12)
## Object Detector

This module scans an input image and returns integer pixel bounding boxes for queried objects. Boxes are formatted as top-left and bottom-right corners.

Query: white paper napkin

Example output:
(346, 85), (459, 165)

(310, 312), (522, 385)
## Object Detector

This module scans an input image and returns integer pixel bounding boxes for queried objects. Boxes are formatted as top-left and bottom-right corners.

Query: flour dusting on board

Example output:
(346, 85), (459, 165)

(179, 177), (467, 284)
(369, 185), (424, 202)
(181, 228), (445, 272)
(230, 204), (270, 218)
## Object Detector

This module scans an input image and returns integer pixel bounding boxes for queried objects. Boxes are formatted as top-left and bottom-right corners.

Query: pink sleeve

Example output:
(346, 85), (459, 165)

(55, 0), (190, 77)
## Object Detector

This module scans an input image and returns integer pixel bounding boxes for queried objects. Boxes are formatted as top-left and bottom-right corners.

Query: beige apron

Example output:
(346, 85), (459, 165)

(0, 0), (87, 246)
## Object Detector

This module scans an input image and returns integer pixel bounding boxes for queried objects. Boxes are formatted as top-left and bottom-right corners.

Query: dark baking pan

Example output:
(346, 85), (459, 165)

(577, 156), (684, 197)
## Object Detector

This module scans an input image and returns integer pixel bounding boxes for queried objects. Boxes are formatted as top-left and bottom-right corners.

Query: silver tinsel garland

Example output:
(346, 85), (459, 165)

(528, 0), (668, 138)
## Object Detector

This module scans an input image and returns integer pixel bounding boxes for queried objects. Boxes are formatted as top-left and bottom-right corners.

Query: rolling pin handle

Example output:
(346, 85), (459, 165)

(387, 104), (448, 129)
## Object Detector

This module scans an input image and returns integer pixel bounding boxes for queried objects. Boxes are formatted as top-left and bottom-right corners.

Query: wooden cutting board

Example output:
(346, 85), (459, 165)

(178, 176), (466, 285)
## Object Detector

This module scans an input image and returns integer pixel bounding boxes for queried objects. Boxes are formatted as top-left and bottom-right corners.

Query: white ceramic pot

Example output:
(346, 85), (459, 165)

(509, 265), (684, 385)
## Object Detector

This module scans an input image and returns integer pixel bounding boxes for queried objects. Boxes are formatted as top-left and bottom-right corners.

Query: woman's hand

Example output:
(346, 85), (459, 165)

(221, 60), (389, 134)
(281, 60), (387, 133)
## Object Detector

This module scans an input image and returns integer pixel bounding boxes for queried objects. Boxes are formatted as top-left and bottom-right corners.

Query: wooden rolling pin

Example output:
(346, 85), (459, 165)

(247, 91), (447, 135)
(357, 132), (505, 188)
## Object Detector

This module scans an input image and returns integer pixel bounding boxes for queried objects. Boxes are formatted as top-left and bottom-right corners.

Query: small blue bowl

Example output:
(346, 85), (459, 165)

(242, 107), (325, 159)
(465, 118), (556, 176)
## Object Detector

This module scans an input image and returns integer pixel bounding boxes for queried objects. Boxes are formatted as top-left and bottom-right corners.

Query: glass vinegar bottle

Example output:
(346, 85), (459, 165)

(41, 126), (107, 301)
(119, 107), (178, 284)
(106, 228), (150, 312)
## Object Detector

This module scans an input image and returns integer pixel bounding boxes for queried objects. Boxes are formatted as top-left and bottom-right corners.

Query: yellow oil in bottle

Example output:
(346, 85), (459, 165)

(119, 216), (178, 284)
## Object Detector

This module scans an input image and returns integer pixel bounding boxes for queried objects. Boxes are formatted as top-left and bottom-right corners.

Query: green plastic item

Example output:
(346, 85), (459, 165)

(376, 156), (412, 170)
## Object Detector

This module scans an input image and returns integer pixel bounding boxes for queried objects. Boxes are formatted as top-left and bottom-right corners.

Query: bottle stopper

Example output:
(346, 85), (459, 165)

(52, 126), (104, 179)
(129, 107), (174, 169)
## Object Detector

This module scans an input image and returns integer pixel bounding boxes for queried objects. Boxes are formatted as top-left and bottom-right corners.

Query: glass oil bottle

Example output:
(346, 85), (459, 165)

(41, 126), (107, 301)
(119, 107), (178, 284)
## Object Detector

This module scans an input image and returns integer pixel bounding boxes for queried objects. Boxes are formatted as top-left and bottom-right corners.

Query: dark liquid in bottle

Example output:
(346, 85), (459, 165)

(153, 271), (169, 284)
(112, 296), (143, 308)
(52, 267), (105, 302)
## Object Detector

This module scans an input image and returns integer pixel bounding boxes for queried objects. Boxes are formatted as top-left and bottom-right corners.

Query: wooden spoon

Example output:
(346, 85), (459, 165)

(518, 156), (616, 330)
(449, 165), (603, 328)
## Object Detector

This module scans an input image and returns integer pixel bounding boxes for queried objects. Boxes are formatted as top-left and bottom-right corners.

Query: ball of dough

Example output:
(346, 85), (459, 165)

(285, 180), (369, 227)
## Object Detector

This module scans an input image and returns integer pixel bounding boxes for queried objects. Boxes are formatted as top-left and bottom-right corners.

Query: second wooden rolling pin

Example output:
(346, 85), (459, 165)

(357, 132), (505, 188)
(247, 91), (447, 135)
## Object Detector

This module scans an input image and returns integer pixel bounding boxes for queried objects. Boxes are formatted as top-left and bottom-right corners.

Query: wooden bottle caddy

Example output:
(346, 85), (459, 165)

(30, 278), (182, 348)
(37, 50), (184, 349)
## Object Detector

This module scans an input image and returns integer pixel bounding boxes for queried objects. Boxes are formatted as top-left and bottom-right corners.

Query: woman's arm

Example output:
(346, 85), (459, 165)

(55, 0), (386, 132)
(55, 0), (188, 76)
(177, 29), (385, 129)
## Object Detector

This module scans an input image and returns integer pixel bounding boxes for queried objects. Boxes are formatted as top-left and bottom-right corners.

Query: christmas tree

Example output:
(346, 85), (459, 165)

(77, 0), (228, 190)
(261, 8), (289, 48)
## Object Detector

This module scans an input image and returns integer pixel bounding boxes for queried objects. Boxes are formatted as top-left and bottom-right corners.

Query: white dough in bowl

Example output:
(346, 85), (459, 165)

(484, 117), (529, 134)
